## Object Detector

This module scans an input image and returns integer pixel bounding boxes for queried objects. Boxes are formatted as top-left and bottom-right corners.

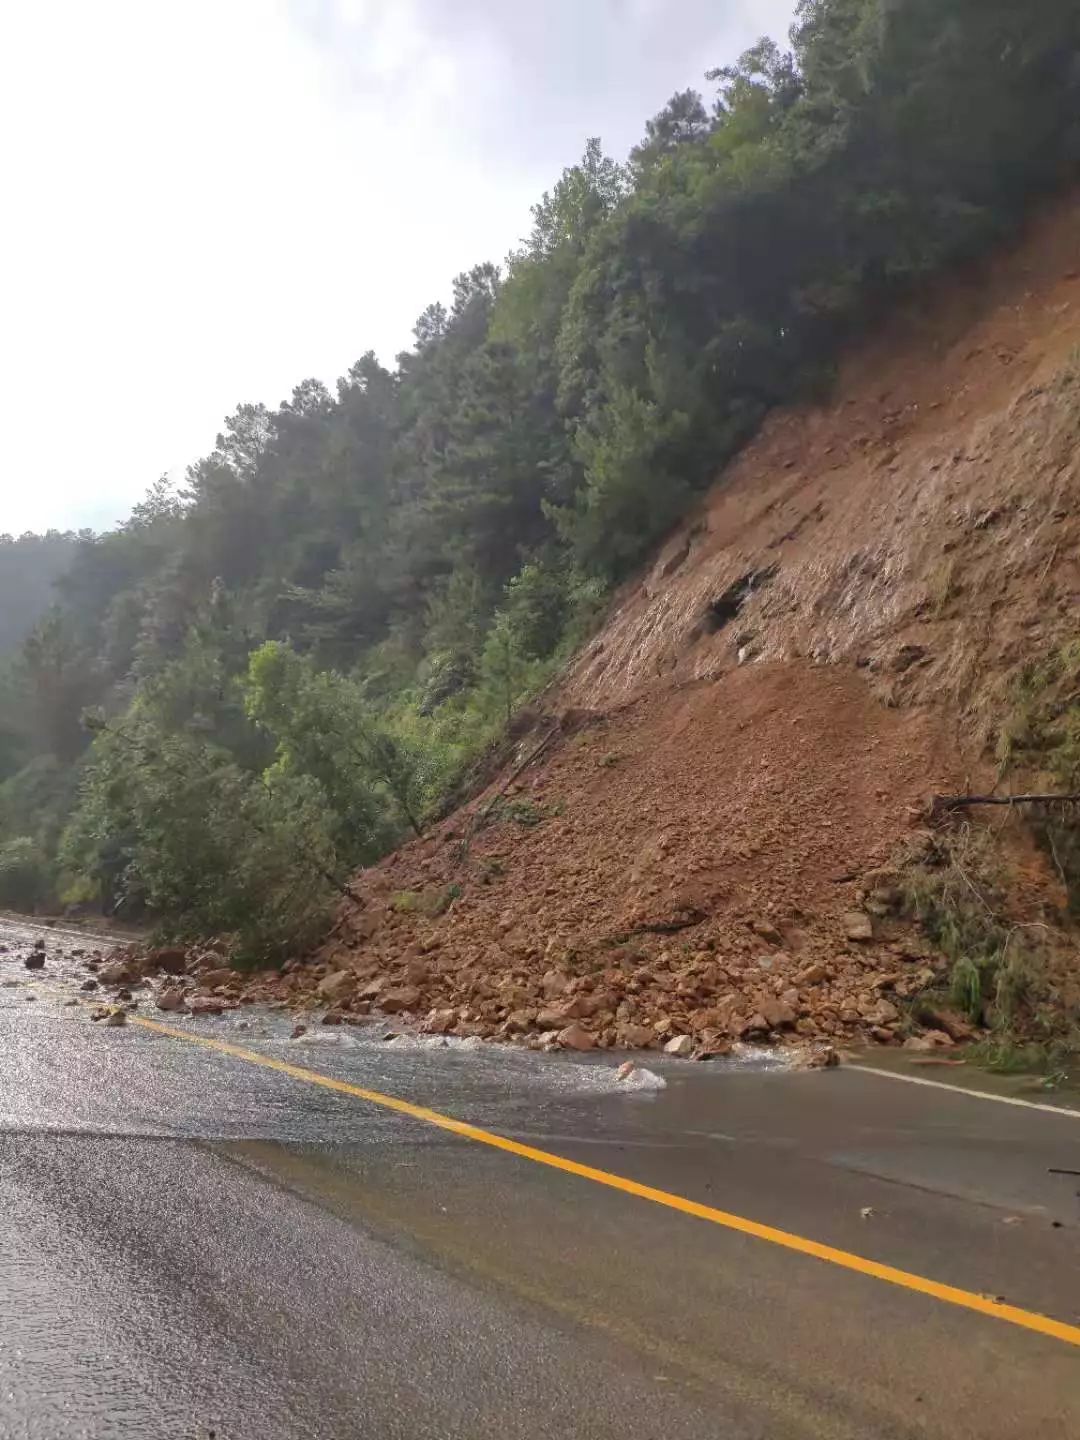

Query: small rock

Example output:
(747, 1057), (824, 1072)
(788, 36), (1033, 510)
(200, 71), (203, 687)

(104, 1009), (128, 1027)
(750, 918), (783, 945)
(803, 1045), (840, 1069)
(23, 953), (46, 971)
(663, 1034), (694, 1057)
(536, 1006), (567, 1031)
(80, 978), (99, 992)
(290, 1023), (308, 1039)
(321, 1010), (344, 1026)
(155, 987), (188, 1013)
(99, 961), (134, 986)
(187, 996), (228, 1017)
(795, 962), (829, 986)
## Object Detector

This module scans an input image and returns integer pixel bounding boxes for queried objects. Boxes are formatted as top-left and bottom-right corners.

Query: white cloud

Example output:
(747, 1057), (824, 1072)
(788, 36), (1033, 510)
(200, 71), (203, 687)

(0, 0), (794, 535)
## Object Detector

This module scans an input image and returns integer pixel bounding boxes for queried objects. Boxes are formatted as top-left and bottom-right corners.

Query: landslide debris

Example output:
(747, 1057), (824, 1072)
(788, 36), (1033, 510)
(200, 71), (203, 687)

(58, 196), (1080, 1061)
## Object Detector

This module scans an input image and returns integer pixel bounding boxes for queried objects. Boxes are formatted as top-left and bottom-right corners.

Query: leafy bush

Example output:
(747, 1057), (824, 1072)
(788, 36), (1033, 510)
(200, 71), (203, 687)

(61, 715), (341, 963)
(0, 836), (52, 912)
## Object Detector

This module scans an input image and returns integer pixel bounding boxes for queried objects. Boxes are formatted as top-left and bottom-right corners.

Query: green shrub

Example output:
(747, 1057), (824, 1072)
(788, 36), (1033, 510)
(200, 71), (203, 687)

(0, 836), (52, 912)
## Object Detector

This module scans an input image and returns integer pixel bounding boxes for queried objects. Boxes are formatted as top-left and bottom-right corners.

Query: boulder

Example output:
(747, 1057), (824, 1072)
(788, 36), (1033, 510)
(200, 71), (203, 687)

(422, 1008), (457, 1035)
(559, 994), (594, 1020)
(862, 998), (900, 1027)
(923, 1028), (955, 1047)
(317, 969), (354, 1002)
(380, 985), (422, 1015)
(663, 1034), (694, 1057)
(843, 912), (874, 942)
(541, 969), (570, 998)
(920, 1006), (975, 1042)
(536, 1006), (567, 1031)
(759, 997), (797, 1029)
(199, 967), (234, 990)
(144, 947), (188, 976)
(617, 1023), (657, 1049)
(557, 1023), (595, 1052)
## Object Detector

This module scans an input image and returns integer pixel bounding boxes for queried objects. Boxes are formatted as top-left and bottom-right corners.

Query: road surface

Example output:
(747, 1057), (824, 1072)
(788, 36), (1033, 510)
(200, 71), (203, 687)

(3, 916), (1080, 1438)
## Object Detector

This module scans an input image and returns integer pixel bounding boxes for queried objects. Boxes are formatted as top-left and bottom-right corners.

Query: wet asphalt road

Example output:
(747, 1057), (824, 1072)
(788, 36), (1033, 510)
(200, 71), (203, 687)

(3, 919), (1080, 1439)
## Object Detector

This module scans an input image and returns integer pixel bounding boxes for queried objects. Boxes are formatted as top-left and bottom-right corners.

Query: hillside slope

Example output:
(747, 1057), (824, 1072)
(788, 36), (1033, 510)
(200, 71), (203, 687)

(245, 196), (1080, 1056)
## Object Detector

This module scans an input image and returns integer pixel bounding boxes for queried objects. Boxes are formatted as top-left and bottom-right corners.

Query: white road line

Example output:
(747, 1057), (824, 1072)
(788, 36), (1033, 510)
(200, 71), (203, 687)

(849, 1063), (1080, 1121)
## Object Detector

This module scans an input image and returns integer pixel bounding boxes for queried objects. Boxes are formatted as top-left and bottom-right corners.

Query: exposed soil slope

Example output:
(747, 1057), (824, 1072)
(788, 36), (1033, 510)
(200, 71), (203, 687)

(240, 195), (1080, 1055)
(569, 193), (1080, 722)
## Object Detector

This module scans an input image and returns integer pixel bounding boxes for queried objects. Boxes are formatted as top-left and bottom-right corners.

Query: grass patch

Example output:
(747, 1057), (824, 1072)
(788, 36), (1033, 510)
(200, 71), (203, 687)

(391, 883), (460, 917)
(491, 796), (546, 827)
(963, 1035), (1077, 1087)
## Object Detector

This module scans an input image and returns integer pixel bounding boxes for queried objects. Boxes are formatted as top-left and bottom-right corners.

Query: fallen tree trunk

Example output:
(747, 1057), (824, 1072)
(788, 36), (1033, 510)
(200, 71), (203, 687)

(933, 792), (1080, 812)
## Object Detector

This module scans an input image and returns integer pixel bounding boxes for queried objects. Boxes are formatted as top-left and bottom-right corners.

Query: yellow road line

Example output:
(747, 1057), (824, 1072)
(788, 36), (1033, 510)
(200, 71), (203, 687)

(128, 1011), (1080, 1349)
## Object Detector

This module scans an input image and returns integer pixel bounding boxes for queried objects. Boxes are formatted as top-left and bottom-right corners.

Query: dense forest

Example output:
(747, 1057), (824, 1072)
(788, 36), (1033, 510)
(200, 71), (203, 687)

(0, 532), (80, 656)
(1, 0), (1078, 957)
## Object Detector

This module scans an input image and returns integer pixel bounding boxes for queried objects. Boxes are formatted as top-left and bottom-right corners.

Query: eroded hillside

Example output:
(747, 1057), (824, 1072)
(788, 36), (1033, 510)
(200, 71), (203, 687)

(240, 196), (1080, 1058)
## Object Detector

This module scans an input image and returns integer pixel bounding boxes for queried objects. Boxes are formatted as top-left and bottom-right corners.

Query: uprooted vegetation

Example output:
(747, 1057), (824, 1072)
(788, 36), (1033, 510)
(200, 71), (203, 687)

(897, 822), (1080, 1075)
(994, 643), (1080, 910)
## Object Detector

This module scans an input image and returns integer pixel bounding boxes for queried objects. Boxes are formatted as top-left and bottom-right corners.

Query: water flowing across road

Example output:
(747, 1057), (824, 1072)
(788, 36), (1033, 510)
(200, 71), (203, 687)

(3, 914), (1080, 1439)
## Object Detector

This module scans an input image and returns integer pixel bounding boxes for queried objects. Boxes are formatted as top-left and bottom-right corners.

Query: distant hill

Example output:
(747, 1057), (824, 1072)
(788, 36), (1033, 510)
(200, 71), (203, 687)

(0, 532), (79, 655)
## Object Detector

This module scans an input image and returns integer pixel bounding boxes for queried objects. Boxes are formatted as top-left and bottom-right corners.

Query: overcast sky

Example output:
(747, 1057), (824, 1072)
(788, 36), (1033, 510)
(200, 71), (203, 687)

(0, 0), (794, 536)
